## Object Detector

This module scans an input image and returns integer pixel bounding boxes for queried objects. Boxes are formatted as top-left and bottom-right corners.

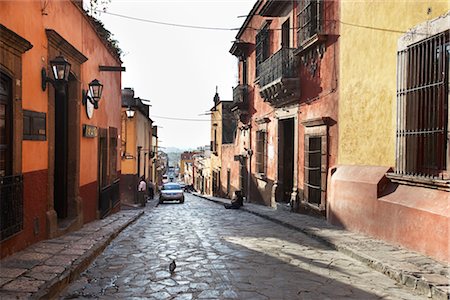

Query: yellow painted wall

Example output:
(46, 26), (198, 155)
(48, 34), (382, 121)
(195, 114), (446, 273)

(121, 110), (136, 174)
(211, 102), (223, 173)
(339, 1), (449, 166)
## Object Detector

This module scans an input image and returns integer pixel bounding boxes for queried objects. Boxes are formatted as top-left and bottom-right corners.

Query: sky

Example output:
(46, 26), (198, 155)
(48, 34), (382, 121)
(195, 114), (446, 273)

(95, 0), (255, 150)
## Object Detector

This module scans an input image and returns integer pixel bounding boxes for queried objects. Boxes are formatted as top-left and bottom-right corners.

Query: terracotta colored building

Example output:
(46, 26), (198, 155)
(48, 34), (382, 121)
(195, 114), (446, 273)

(120, 88), (153, 205)
(229, 0), (339, 210)
(0, 0), (123, 258)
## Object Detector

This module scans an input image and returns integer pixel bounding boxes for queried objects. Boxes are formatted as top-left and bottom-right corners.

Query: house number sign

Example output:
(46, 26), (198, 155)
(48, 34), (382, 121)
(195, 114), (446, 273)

(83, 124), (98, 138)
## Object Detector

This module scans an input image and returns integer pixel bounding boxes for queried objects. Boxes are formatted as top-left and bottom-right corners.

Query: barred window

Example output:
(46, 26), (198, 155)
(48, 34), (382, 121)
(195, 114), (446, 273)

(396, 30), (449, 179)
(256, 23), (270, 78)
(256, 130), (267, 174)
(297, 0), (322, 46)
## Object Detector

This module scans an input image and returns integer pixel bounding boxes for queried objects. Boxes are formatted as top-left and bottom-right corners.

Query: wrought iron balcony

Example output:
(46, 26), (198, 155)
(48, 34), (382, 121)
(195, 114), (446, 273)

(1, 174), (23, 241)
(232, 84), (250, 122)
(257, 48), (300, 107)
(232, 84), (249, 105)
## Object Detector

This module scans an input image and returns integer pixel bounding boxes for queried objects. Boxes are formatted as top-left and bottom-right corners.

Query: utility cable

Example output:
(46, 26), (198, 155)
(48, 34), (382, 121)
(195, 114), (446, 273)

(94, 9), (239, 31)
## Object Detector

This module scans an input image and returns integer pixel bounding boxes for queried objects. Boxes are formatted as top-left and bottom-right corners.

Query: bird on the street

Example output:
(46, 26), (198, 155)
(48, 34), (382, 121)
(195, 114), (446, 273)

(169, 260), (176, 274)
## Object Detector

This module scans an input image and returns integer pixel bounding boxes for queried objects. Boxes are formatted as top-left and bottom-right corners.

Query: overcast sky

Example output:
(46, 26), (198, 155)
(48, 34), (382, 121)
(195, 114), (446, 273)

(96, 0), (255, 150)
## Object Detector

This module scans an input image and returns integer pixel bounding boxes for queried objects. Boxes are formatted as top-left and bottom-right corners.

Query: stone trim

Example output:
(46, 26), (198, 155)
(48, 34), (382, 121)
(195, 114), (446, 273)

(46, 29), (88, 64)
(301, 116), (332, 127)
(398, 11), (450, 51)
(0, 24), (33, 55)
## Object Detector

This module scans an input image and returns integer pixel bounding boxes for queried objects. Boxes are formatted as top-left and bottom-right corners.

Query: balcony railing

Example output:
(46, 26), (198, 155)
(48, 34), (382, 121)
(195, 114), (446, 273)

(232, 84), (248, 105)
(1, 174), (23, 241)
(257, 48), (298, 88)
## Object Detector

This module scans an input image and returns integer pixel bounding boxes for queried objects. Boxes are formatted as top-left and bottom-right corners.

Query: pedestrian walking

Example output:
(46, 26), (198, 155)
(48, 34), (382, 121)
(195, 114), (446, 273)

(138, 177), (147, 207)
(148, 180), (154, 200)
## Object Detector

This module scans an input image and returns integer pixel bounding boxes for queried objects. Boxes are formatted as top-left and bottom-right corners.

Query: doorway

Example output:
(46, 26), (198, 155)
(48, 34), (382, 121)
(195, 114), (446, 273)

(306, 136), (322, 205)
(54, 85), (68, 219)
(278, 118), (294, 203)
(98, 128), (109, 217)
(239, 157), (247, 197)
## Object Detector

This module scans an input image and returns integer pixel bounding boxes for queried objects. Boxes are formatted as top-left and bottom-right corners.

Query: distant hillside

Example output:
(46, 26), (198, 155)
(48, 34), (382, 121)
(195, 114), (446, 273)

(167, 151), (182, 167)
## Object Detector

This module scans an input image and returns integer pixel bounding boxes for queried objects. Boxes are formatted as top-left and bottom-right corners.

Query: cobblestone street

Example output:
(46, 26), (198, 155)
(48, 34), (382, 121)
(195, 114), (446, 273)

(60, 194), (424, 299)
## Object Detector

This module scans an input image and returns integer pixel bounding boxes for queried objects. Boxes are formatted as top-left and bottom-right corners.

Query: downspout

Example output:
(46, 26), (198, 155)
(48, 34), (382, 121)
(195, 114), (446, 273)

(247, 124), (252, 203)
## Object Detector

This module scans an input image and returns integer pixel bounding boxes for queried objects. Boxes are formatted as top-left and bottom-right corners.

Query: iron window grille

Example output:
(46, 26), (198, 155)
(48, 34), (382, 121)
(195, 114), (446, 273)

(297, 0), (322, 47)
(256, 130), (267, 174)
(1, 174), (23, 240)
(396, 30), (449, 179)
(256, 24), (271, 78)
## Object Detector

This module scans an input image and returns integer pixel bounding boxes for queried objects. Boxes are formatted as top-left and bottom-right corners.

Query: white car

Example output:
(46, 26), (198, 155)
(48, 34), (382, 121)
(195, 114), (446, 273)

(159, 183), (184, 204)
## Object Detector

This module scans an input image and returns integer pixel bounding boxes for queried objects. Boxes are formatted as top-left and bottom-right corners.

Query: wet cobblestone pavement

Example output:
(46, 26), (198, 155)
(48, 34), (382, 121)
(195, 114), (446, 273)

(60, 194), (425, 299)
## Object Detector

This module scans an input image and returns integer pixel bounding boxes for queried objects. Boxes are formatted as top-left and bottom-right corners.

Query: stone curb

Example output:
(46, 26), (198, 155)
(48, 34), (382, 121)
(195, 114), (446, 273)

(194, 193), (449, 300)
(35, 210), (145, 299)
(0, 209), (145, 300)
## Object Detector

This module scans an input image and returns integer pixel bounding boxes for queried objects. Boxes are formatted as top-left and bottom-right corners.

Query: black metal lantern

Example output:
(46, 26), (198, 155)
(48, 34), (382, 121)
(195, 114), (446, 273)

(88, 79), (103, 102)
(82, 79), (104, 110)
(50, 56), (71, 81)
(126, 106), (135, 118)
(41, 55), (71, 91)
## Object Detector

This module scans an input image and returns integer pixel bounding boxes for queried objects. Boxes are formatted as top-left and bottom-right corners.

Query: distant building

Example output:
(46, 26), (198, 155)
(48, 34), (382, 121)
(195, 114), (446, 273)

(210, 89), (236, 197)
(120, 88), (153, 205)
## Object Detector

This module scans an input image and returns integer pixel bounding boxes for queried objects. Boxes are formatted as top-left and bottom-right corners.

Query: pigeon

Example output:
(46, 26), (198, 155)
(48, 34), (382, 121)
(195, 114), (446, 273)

(169, 260), (176, 273)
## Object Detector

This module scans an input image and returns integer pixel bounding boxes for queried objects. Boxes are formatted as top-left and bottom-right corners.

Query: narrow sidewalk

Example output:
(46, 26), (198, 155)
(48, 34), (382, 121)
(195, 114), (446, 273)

(194, 192), (449, 300)
(0, 198), (158, 299)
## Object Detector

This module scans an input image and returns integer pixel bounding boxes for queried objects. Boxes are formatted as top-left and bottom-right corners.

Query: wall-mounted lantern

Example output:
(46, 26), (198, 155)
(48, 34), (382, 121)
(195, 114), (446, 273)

(82, 79), (104, 109)
(126, 106), (135, 118)
(41, 55), (71, 92)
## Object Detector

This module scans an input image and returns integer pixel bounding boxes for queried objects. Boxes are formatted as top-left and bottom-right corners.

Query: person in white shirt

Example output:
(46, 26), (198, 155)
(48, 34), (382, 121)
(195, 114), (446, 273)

(137, 177), (147, 207)
(138, 177), (147, 191)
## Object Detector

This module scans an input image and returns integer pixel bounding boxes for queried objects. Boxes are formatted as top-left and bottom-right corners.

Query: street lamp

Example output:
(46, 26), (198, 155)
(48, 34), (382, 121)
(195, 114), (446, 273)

(126, 106), (135, 118)
(82, 79), (104, 109)
(41, 55), (71, 92)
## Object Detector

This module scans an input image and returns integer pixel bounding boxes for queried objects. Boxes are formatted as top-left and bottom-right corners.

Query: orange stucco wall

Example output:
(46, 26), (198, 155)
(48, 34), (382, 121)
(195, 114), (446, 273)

(1, 0), (122, 180)
(0, 0), (122, 257)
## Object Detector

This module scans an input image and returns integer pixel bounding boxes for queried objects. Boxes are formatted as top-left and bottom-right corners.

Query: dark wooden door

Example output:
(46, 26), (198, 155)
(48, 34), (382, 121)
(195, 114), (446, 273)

(54, 87), (68, 219)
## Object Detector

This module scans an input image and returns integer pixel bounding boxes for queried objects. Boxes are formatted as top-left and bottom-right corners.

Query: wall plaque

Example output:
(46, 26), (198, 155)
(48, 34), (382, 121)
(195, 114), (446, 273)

(83, 124), (98, 138)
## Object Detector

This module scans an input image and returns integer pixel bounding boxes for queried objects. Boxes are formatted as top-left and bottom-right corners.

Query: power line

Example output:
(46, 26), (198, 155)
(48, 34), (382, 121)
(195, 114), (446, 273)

(96, 9), (419, 35)
(152, 115), (211, 122)
(95, 9), (239, 31)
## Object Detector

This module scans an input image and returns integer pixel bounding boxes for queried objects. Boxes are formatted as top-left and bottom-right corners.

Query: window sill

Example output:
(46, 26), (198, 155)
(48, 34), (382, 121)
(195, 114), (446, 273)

(386, 172), (450, 192)
(294, 33), (327, 56)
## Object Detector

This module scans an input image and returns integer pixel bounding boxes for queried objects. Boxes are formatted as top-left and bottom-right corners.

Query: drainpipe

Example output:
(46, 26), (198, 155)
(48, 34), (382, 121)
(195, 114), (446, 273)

(247, 124), (252, 203)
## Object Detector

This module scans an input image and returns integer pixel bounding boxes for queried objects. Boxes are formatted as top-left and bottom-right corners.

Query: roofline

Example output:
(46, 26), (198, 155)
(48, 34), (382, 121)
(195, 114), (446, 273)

(71, 0), (122, 64)
(235, 0), (263, 39)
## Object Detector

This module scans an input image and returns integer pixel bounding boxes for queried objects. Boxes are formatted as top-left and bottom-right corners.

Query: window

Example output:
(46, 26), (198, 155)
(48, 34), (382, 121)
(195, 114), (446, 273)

(256, 130), (267, 174)
(23, 110), (46, 141)
(297, 0), (322, 46)
(256, 23), (271, 78)
(0, 73), (12, 177)
(282, 19), (290, 48)
(396, 30), (449, 179)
